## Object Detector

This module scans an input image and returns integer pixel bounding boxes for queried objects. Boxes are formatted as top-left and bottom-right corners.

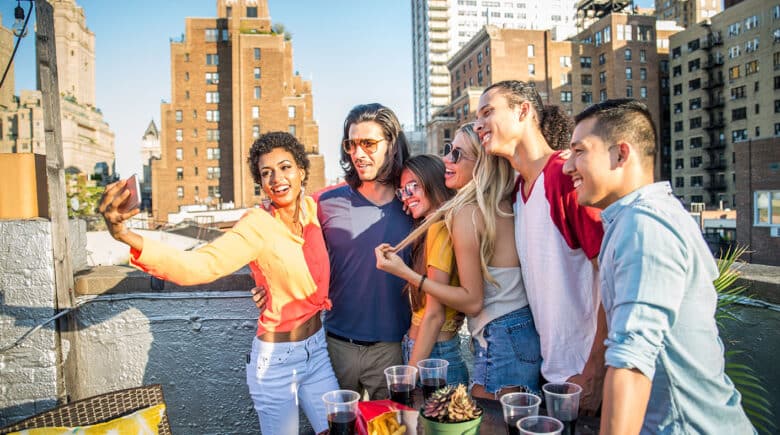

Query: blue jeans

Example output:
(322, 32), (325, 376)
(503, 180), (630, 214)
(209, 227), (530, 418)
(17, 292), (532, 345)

(245, 327), (339, 435)
(471, 306), (541, 395)
(402, 333), (470, 386)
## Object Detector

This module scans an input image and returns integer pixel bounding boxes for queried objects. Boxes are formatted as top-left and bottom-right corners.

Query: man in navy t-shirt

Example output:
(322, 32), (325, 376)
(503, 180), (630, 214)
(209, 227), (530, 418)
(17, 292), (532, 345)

(317, 103), (413, 400)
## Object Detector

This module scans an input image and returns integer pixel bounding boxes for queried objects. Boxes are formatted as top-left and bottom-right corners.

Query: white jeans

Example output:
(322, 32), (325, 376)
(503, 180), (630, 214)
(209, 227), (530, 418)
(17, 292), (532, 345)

(245, 327), (339, 435)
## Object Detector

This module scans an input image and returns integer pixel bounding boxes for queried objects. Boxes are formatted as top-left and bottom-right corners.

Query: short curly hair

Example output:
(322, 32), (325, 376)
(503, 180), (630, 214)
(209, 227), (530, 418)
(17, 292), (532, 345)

(247, 132), (310, 186)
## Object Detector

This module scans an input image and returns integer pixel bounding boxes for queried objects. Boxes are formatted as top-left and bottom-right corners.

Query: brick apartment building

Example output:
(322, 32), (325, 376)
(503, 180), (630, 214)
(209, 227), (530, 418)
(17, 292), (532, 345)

(428, 13), (681, 182)
(152, 0), (324, 221)
(668, 0), (780, 234)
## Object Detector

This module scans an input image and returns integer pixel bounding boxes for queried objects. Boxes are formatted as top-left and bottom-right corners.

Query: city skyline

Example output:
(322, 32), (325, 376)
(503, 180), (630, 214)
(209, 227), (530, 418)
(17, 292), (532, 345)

(2, 0), (413, 183)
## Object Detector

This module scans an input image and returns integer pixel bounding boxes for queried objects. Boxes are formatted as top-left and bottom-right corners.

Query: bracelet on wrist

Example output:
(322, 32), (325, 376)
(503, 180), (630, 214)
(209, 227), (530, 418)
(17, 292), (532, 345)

(418, 274), (427, 290)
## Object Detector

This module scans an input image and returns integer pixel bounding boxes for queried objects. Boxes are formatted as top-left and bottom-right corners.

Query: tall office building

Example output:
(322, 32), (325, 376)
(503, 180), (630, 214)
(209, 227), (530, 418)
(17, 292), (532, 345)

(668, 0), (780, 264)
(655, 0), (722, 28)
(152, 0), (324, 221)
(412, 0), (579, 130)
(428, 13), (681, 183)
(0, 1), (114, 176)
(51, 0), (115, 176)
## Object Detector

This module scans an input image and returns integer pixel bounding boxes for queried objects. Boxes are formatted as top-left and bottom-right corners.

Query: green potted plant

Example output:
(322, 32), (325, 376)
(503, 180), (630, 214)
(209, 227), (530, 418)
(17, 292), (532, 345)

(420, 384), (483, 434)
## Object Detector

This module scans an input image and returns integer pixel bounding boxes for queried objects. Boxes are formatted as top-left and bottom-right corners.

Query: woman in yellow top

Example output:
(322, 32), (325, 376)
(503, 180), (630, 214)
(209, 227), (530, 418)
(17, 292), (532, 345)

(99, 132), (339, 435)
(374, 154), (469, 385)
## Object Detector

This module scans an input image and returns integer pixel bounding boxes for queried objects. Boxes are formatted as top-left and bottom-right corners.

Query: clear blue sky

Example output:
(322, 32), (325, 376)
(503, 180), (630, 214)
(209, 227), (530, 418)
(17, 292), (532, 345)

(3, 0), (414, 182)
(3, 0), (656, 182)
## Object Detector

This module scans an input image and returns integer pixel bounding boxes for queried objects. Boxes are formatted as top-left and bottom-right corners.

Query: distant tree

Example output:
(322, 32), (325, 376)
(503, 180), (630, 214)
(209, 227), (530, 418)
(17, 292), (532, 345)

(271, 23), (292, 41)
(66, 173), (104, 218)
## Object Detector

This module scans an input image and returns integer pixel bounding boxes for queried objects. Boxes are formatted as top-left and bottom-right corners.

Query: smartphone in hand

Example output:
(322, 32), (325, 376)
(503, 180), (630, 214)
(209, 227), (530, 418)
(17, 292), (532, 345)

(118, 174), (141, 213)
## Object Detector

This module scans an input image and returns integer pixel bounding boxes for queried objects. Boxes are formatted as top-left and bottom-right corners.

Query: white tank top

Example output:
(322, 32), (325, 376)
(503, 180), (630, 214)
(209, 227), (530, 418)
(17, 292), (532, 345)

(468, 266), (529, 348)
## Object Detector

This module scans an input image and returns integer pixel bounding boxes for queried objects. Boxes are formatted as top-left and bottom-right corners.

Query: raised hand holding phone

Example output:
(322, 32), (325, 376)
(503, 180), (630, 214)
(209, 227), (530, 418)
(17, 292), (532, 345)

(118, 174), (141, 213)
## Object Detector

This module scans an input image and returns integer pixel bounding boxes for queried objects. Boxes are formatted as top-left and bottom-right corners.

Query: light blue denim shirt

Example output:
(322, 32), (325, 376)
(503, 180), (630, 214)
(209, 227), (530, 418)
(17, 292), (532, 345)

(599, 182), (754, 434)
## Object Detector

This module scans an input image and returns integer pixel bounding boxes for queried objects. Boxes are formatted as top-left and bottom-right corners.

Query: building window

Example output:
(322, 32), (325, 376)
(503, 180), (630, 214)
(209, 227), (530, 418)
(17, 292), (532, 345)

(208, 186), (220, 198)
(560, 91), (572, 102)
(600, 89), (607, 102)
(288, 106), (296, 118)
(745, 60), (759, 75)
(207, 147), (221, 160)
(690, 156), (702, 168)
(688, 78), (701, 90)
(675, 177), (684, 188)
(580, 56), (592, 68)
(690, 137), (703, 149)
(222, 29), (228, 41)
(247, 6), (258, 17)
(206, 72), (219, 84)
(775, 99), (780, 113)
(207, 167), (221, 180)
(599, 71), (606, 84)
(177, 186), (184, 199)
(688, 58), (700, 72)
(528, 64), (535, 75)
(691, 176), (703, 187)
(528, 44), (535, 57)
(207, 130), (220, 142)
(674, 139), (684, 150)
(640, 87), (647, 98)
(774, 123), (780, 136)
(754, 191), (780, 226)
(732, 128), (748, 142)
(673, 65), (682, 77)
(674, 121), (683, 132)
(206, 54), (219, 65)
(176, 148), (183, 161)
(673, 84), (682, 95)
(582, 92), (592, 103)
(560, 73), (571, 85)
(598, 53), (606, 65)
(254, 86), (261, 99)
(624, 49), (632, 61)
(640, 68), (647, 80)
(288, 125), (296, 136)
(675, 158), (684, 169)
(477, 52), (483, 65)
(205, 29), (218, 42)
(254, 67), (261, 79)
(689, 98), (701, 110)
(672, 47), (681, 58)
(674, 103), (683, 114)
(626, 86), (633, 97)
(640, 50), (647, 63)
(687, 39), (700, 52)
(206, 91), (219, 104)
(731, 85), (746, 99)
(176, 167), (184, 180)
(252, 106), (260, 119)
(595, 31), (602, 47)
(253, 125), (260, 139)
(560, 56), (571, 67)
(581, 74), (592, 85)
(625, 67), (633, 79)
(176, 129), (183, 142)
(206, 110), (220, 122)
(732, 107), (747, 120)
(254, 48), (261, 60)
(175, 110), (182, 123)
(689, 117), (701, 129)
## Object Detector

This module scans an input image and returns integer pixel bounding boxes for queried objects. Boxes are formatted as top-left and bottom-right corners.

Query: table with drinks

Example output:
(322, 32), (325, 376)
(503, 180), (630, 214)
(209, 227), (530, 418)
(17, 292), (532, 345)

(321, 359), (600, 435)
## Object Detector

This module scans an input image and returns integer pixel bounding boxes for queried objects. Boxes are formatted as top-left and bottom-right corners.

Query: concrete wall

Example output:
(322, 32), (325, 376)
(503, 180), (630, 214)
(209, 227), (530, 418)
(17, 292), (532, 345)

(0, 219), (86, 426)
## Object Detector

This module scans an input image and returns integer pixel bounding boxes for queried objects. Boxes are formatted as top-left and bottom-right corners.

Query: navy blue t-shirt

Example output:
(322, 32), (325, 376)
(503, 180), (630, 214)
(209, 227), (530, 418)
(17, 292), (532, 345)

(317, 185), (413, 342)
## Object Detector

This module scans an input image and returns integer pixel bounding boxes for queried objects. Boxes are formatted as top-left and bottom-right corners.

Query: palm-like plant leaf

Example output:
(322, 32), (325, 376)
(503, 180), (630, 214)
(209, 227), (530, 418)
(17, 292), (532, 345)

(715, 246), (775, 434)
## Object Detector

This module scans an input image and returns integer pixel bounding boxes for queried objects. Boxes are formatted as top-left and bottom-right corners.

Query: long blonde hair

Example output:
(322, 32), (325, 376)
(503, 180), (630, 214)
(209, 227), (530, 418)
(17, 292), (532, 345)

(393, 123), (516, 285)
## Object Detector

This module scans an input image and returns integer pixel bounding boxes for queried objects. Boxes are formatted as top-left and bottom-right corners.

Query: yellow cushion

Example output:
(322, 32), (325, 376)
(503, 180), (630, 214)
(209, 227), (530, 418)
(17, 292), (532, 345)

(9, 403), (165, 435)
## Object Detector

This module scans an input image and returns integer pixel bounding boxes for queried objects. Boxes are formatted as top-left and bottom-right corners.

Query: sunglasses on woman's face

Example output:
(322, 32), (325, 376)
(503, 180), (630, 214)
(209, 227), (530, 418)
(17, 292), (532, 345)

(395, 181), (420, 201)
(342, 138), (384, 154)
(442, 142), (475, 164)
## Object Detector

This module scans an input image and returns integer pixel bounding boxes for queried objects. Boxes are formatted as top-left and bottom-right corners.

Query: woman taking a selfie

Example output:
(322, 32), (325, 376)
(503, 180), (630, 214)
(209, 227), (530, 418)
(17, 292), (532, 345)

(99, 132), (338, 435)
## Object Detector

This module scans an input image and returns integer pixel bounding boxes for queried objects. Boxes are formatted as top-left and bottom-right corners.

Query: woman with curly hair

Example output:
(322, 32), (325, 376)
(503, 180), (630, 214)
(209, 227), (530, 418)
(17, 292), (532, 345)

(376, 123), (541, 399)
(99, 132), (339, 435)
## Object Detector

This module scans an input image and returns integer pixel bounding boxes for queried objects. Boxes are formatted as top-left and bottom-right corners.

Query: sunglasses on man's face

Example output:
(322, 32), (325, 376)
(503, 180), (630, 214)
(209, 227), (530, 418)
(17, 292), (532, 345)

(395, 181), (420, 201)
(342, 138), (384, 154)
(442, 142), (475, 164)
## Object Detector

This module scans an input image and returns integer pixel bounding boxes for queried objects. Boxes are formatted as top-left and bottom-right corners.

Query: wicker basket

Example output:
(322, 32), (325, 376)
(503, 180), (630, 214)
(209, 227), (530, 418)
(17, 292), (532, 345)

(0, 384), (172, 435)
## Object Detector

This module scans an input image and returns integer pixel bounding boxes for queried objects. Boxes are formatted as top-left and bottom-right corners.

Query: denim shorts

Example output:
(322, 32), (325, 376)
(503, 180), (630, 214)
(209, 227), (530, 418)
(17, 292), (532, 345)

(402, 333), (470, 386)
(471, 306), (541, 395)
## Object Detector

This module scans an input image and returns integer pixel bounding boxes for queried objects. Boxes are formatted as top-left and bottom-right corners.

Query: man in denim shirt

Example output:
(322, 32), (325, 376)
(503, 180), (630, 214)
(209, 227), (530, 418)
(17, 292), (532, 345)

(563, 99), (753, 434)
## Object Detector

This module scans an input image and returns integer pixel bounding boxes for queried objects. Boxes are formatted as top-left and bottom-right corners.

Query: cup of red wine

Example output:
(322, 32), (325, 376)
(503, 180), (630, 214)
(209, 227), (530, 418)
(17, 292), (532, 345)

(501, 392), (541, 435)
(541, 382), (582, 435)
(322, 389), (360, 435)
(517, 415), (564, 434)
(416, 358), (449, 400)
(384, 365), (418, 407)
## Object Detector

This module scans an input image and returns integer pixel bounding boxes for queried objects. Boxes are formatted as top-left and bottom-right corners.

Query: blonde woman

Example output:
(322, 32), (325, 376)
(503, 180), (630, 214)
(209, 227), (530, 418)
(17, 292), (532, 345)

(376, 123), (541, 399)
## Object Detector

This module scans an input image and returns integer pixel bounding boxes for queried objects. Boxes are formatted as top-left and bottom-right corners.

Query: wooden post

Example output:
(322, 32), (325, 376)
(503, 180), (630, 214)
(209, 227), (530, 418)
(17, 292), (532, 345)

(36, 0), (74, 404)
(36, 0), (74, 310)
